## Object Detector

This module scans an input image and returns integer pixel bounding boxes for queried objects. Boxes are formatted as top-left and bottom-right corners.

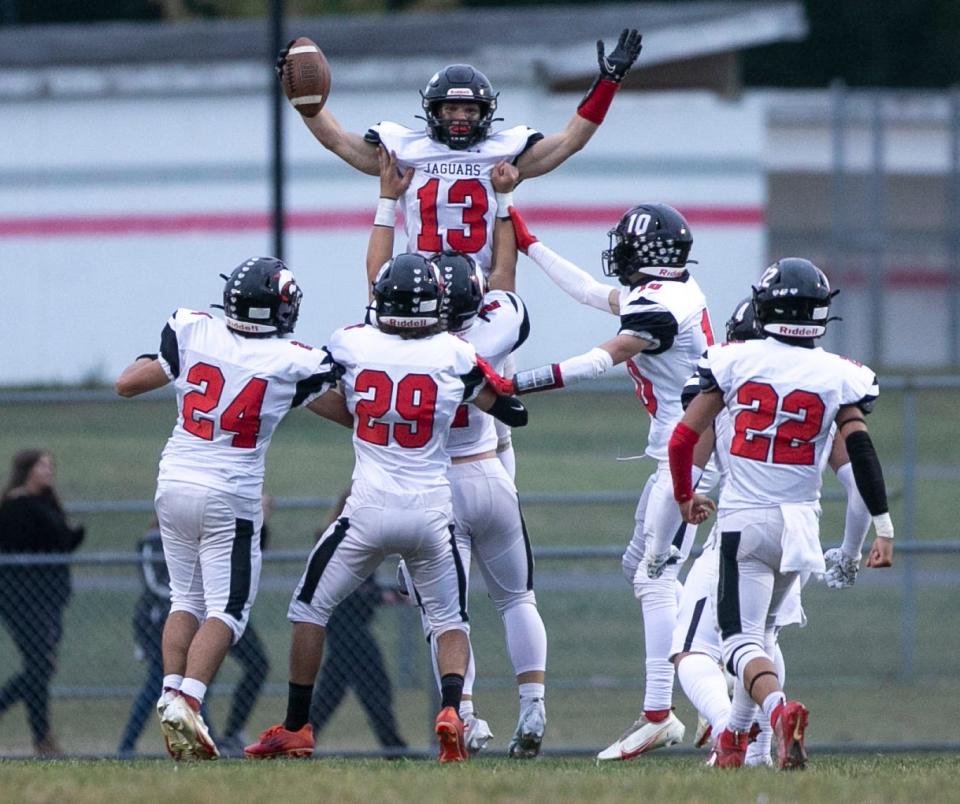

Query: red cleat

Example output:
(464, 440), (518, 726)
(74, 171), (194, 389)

(706, 728), (748, 769)
(244, 723), (314, 759)
(772, 700), (809, 770)
(435, 706), (467, 763)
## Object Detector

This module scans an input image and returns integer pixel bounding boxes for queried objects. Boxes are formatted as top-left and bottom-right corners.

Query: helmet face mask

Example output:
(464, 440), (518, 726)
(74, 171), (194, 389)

(601, 204), (694, 285)
(433, 250), (486, 333)
(222, 257), (302, 337)
(421, 64), (498, 150)
(373, 253), (443, 338)
(752, 258), (836, 340)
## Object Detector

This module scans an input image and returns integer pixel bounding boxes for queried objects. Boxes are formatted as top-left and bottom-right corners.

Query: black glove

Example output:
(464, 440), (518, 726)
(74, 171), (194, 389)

(597, 28), (643, 83)
(275, 39), (296, 82)
(487, 395), (529, 428)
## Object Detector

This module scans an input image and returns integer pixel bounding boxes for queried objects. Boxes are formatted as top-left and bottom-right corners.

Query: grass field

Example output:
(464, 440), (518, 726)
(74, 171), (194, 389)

(3, 755), (960, 804)
(0, 387), (958, 757)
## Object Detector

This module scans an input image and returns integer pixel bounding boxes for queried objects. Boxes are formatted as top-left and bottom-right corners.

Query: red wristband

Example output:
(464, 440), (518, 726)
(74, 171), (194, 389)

(669, 422), (701, 503)
(576, 78), (619, 125)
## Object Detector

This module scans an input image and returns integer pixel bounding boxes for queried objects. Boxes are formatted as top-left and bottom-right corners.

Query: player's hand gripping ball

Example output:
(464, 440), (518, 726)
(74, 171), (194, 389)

(276, 37), (331, 117)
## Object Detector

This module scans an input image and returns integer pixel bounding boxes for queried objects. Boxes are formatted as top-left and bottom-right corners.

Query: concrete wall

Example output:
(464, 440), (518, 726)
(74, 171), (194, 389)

(0, 85), (767, 385)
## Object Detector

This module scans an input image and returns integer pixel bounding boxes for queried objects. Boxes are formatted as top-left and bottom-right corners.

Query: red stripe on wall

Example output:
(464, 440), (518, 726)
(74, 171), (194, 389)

(0, 205), (764, 238)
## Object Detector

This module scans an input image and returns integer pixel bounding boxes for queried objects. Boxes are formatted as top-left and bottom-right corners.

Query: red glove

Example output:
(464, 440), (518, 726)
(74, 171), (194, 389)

(476, 355), (516, 396)
(508, 207), (538, 255)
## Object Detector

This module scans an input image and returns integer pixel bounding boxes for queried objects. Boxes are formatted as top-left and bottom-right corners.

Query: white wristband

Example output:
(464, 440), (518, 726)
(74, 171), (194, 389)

(872, 512), (895, 540)
(374, 197), (397, 227)
(495, 191), (514, 218)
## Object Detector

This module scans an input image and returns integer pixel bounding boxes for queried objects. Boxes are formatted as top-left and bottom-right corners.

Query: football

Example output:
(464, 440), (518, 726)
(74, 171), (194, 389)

(280, 37), (331, 118)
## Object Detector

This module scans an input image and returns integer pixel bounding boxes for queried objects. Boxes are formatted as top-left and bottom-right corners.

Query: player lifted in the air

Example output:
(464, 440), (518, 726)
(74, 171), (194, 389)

(276, 28), (643, 272)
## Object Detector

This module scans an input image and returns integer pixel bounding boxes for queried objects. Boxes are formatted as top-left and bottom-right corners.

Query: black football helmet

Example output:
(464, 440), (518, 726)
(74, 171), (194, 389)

(372, 253), (442, 338)
(752, 258), (837, 340)
(420, 64), (498, 150)
(725, 296), (761, 342)
(220, 257), (301, 337)
(433, 250), (486, 333)
(601, 204), (694, 285)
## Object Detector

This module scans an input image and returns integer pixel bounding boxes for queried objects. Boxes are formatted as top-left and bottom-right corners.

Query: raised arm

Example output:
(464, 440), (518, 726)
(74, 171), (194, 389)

(509, 206), (618, 314)
(276, 43), (380, 176)
(366, 147), (414, 299)
(515, 28), (642, 180)
(487, 161), (520, 292)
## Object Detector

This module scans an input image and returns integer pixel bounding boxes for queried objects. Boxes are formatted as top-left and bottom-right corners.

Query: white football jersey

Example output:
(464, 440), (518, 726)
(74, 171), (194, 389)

(701, 337), (878, 507)
(366, 122), (542, 272)
(156, 308), (340, 499)
(447, 290), (529, 458)
(327, 323), (485, 494)
(619, 275), (714, 461)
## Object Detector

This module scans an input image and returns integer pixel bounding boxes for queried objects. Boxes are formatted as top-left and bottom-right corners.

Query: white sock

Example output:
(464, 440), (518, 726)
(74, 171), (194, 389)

(503, 603), (547, 680)
(162, 674), (183, 691)
(676, 654), (730, 734)
(518, 682), (545, 704)
(640, 587), (677, 711)
(729, 673), (758, 732)
(179, 677), (208, 704)
(459, 699), (475, 719)
(762, 691), (786, 726)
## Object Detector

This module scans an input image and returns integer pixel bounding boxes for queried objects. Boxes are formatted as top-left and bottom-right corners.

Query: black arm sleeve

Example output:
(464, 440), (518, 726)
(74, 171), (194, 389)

(160, 323), (180, 378)
(487, 395), (529, 428)
(845, 430), (889, 516)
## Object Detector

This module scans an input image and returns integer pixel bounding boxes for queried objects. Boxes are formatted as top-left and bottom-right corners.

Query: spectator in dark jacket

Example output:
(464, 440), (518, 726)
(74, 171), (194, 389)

(0, 449), (84, 756)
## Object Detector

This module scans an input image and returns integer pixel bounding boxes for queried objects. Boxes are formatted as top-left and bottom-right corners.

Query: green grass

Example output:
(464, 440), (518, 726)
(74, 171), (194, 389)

(2, 756), (960, 804)
(0, 388), (957, 756)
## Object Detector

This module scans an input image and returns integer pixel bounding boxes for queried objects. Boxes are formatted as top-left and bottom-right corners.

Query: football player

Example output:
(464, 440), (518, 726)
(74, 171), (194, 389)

(366, 148), (548, 759)
(506, 204), (714, 759)
(669, 259), (895, 770)
(244, 254), (529, 763)
(277, 29), (643, 272)
(669, 298), (881, 768)
(115, 258), (349, 761)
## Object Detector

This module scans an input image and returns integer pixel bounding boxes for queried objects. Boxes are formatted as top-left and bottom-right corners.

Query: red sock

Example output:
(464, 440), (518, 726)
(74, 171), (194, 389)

(644, 708), (670, 723)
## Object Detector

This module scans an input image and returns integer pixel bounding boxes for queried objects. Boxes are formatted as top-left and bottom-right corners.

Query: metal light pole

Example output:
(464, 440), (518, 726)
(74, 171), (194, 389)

(270, 0), (286, 260)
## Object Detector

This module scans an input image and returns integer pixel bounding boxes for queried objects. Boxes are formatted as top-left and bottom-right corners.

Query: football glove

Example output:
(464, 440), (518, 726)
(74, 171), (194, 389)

(508, 207), (539, 254)
(597, 28), (643, 83)
(823, 547), (860, 589)
(643, 545), (682, 579)
(275, 39), (296, 82)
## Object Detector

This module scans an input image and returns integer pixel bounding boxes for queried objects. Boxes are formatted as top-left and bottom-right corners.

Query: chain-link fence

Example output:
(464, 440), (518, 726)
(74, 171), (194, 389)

(1, 540), (958, 758)
(1, 379), (958, 758)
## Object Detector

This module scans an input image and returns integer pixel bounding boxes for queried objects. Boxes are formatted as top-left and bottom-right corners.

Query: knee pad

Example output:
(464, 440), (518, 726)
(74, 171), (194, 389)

(721, 633), (768, 680)
(491, 589), (537, 615)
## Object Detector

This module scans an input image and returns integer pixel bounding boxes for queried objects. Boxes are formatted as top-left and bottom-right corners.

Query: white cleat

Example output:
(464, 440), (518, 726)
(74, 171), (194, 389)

(159, 695), (220, 761)
(596, 711), (685, 761)
(508, 698), (546, 759)
(156, 689), (181, 759)
(463, 714), (494, 756)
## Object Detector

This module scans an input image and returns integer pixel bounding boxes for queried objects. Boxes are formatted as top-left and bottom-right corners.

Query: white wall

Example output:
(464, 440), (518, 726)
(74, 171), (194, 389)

(0, 85), (766, 384)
